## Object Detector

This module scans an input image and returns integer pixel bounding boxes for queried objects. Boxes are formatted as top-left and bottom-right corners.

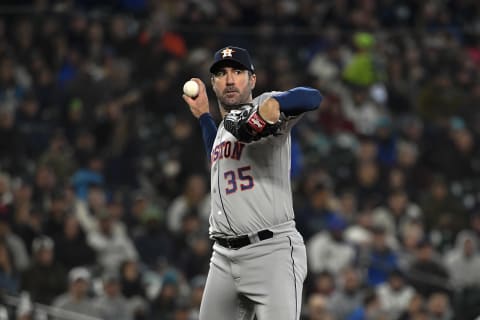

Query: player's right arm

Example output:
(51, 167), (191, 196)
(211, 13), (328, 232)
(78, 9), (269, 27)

(183, 78), (217, 158)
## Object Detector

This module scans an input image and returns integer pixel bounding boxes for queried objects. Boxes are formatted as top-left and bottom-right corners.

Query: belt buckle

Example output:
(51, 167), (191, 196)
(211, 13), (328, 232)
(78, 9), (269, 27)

(226, 238), (234, 249)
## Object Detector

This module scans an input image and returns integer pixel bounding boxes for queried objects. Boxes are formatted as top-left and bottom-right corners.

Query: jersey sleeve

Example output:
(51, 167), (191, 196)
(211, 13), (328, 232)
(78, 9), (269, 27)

(198, 113), (218, 159)
(253, 88), (322, 135)
(273, 87), (323, 117)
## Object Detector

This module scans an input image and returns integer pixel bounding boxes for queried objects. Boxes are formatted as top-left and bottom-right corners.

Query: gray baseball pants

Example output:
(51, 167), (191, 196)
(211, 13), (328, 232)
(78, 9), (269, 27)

(199, 232), (307, 320)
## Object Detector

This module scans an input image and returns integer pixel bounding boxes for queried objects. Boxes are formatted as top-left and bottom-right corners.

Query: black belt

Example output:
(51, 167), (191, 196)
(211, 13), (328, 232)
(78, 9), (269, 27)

(214, 229), (274, 249)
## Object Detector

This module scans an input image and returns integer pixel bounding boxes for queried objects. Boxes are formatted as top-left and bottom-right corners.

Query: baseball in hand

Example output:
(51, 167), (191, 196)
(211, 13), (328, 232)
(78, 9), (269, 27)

(183, 80), (199, 98)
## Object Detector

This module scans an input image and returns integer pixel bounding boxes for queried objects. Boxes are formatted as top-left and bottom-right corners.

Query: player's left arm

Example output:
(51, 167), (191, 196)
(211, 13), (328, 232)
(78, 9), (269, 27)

(259, 86), (323, 122)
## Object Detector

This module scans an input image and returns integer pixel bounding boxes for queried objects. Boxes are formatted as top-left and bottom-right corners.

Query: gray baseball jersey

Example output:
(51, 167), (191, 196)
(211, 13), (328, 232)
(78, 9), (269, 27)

(200, 91), (308, 320)
(209, 91), (302, 238)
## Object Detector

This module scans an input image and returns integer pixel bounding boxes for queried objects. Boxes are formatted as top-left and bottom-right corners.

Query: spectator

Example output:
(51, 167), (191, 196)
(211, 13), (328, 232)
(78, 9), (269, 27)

(127, 191), (165, 236)
(149, 271), (181, 320)
(376, 269), (416, 319)
(398, 293), (427, 320)
(336, 188), (359, 222)
(120, 259), (146, 299)
(188, 275), (206, 320)
(342, 32), (380, 88)
(417, 72), (465, 126)
(0, 215), (29, 272)
(87, 209), (138, 273)
(353, 160), (383, 210)
(51, 267), (100, 319)
(395, 139), (426, 199)
(317, 94), (356, 135)
(94, 97), (141, 189)
(39, 131), (76, 185)
(302, 293), (335, 320)
(31, 164), (57, 212)
(426, 292), (453, 320)
(0, 239), (19, 294)
(374, 116), (398, 168)
(53, 214), (96, 270)
(133, 205), (174, 268)
(20, 236), (67, 305)
(346, 289), (386, 320)
(307, 271), (336, 299)
(344, 208), (374, 247)
(71, 156), (105, 202)
(12, 205), (42, 259)
(397, 221), (425, 270)
(444, 230), (480, 291)
(0, 173), (14, 221)
(297, 182), (341, 240)
(419, 175), (466, 245)
(10, 178), (39, 254)
(119, 259), (149, 319)
(425, 117), (480, 182)
(307, 215), (355, 275)
(328, 266), (365, 320)
(407, 239), (450, 297)
(175, 233), (211, 281)
(43, 189), (68, 239)
(94, 272), (133, 320)
(364, 225), (399, 287)
(372, 189), (422, 238)
(166, 174), (210, 235)
(74, 184), (108, 234)
(307, 35), (345, 90)
(342, 88), (385, 136)
(15, 94), (51, 159)
(0, 102), (26, 175)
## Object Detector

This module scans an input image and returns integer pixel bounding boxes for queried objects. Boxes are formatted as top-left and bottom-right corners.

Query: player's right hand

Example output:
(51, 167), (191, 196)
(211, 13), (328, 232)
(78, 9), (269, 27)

(183, 78), (210, 118)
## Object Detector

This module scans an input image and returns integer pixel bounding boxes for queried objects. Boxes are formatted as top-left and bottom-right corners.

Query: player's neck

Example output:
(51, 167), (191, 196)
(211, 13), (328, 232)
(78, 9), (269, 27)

(219, 107), (228, 118)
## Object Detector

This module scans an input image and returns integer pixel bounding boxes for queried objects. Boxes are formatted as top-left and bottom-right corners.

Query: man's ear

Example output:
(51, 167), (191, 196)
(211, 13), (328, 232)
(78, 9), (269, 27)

(250, 73), (256, 90)
(210, 76), (217, 93)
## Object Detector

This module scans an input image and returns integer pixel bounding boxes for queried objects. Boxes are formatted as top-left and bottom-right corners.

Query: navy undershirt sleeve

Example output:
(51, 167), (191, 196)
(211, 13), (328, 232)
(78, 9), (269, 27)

(198, 113), (218, 159)
(273, 87), (322, 116)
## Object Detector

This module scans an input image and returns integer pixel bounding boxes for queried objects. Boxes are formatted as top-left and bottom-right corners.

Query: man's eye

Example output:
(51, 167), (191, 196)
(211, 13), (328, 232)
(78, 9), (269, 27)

(235, 70), (243, 74)
(215, 71), (225, 77)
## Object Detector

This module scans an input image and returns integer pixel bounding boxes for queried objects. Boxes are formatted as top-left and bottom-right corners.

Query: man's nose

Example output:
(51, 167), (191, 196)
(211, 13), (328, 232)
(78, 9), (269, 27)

(225, 71), (235, 84)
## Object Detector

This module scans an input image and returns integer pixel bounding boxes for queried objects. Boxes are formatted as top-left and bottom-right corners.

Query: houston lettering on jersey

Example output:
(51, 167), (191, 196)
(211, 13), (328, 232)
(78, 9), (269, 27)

(211, 141), (246, 164)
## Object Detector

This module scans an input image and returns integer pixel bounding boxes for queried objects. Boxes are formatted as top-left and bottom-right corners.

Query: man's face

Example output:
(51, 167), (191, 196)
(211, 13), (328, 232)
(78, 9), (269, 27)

(71, 279), (89, 298)
(211, 67), (256, 111)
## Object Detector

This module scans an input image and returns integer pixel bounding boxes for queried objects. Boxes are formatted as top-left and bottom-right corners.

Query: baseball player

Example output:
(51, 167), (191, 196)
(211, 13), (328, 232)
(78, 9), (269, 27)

(183, 46), (322, 320)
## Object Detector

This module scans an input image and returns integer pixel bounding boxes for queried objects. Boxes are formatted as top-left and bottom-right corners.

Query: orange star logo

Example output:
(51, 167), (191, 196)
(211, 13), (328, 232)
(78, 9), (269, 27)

(221, 48), (235, 58)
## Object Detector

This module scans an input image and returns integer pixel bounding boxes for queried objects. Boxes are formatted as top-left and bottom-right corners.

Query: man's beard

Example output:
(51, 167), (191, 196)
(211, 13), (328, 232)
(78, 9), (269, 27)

(219, 87), (250, 111)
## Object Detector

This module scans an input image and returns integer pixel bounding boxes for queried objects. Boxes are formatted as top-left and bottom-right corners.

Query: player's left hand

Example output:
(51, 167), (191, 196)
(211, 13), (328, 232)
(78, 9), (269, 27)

(224, 104), (282, 143)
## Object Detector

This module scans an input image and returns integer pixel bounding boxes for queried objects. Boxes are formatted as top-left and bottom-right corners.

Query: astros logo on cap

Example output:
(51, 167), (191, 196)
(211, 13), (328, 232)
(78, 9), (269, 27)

(221, 48), (235, 58)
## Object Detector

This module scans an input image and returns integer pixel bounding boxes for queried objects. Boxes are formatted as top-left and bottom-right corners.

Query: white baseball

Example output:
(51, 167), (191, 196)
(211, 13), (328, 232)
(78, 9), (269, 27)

(183, 80), (199, 98)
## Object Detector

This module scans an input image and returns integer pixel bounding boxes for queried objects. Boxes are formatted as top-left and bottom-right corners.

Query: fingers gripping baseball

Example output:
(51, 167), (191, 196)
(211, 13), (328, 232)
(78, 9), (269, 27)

(224, 104), (282, 143)
(183, 78), (210, 118)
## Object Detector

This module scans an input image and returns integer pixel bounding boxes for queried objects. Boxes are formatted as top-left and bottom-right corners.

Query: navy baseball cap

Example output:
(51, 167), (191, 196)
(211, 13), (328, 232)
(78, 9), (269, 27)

(210, 46), (255, 74)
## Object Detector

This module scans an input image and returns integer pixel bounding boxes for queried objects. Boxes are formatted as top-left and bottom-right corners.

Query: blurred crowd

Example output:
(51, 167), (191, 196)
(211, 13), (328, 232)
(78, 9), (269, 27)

(0, 0), (480, 319)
